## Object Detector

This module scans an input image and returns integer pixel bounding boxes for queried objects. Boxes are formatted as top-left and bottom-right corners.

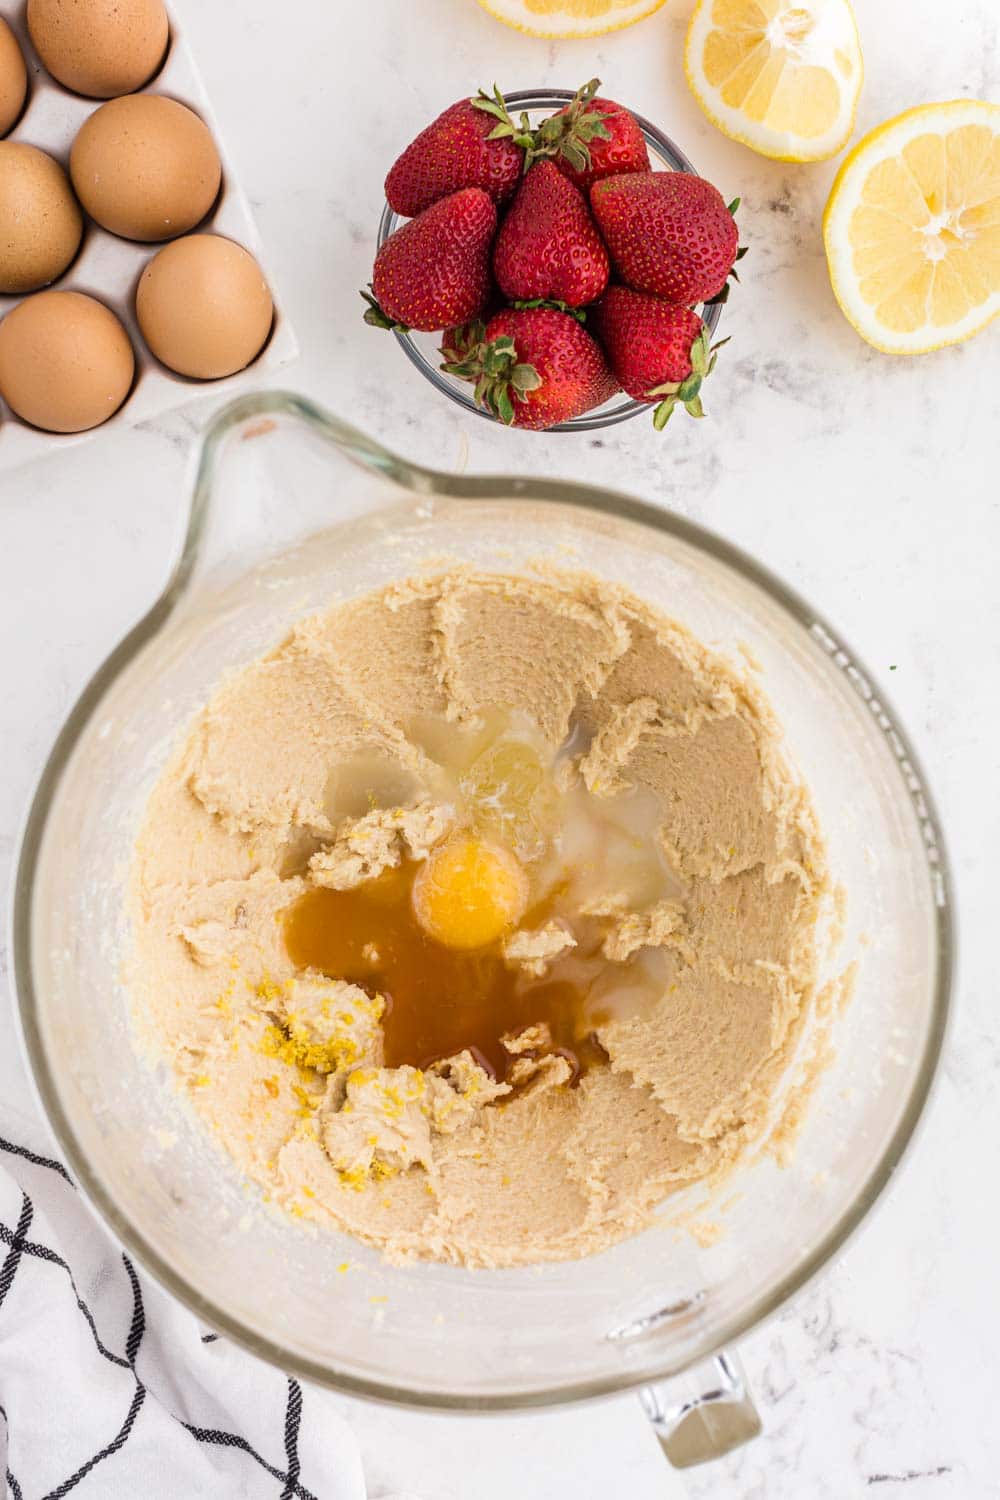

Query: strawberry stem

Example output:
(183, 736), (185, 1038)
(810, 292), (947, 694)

(471, 84), (536, 158)
(471, 79), (618, 176)
(645, 329), (726, 432)
(527, 77), (612, 173)
(440, 321), (541, 425)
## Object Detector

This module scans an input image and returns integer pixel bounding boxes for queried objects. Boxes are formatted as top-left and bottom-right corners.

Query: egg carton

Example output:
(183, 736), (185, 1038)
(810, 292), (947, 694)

(0, 2), (297, 472)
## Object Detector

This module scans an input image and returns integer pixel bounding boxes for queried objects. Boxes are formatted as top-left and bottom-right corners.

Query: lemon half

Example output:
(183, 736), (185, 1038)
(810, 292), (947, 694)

(475, 0), (666, 40)
(685, 0), (862, 163)
(824, 100), (1000, 355)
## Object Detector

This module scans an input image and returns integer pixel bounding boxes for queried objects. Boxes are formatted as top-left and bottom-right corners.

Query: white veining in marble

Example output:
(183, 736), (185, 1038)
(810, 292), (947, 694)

(1, 0), (997, 1496)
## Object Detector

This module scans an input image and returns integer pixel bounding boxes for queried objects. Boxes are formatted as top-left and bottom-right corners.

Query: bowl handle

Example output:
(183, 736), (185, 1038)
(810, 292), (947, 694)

(638, 1350), (762, 1468)
(165, 391), (439, 614)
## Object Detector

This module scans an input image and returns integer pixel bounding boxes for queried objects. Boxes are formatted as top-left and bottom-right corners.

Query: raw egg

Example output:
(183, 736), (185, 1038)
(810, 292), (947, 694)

(0, 291), (134, 432)
(136, 234), (273, 378)
(0, 19), (27, 136)
(412, 837), (529, 950)
(27, 0), (169, 99)
(70, 94), (220, 241)
(0, 142), (83, 294)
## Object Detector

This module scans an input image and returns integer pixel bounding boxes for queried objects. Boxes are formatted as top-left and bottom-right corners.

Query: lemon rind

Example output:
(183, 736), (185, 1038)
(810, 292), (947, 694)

(475, 0), (666, 39)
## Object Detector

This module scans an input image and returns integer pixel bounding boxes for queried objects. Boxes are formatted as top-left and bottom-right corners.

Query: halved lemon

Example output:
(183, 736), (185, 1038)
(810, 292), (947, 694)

(475, 0), (666, 40)
(685, 0), (862, 163)
(824, 101), (1000, 355)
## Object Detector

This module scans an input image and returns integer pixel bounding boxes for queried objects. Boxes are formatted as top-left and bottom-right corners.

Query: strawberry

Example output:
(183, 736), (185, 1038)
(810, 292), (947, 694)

(591, 285), (726, 430)
(493, 160), (609, 308)
(440, 306), (618, 430)
(363, 188), (496, 334)
(590, 172), (740, 305)
(537, 79), (650, 192)
(385, 88), (527, 217)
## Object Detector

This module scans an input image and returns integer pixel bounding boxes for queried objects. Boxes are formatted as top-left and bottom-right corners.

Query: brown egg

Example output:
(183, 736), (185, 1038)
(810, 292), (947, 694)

(70, 95), (221, 242)
(137, 234), (273, 379)
(0, 19), (27, 136)
(0, 290), (134, 432)
(27, 0), (168, 100)
(0, 142), (83, 294)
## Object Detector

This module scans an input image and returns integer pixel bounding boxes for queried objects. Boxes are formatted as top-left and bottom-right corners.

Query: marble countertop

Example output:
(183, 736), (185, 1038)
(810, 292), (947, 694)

(1, 0), (996, 1495)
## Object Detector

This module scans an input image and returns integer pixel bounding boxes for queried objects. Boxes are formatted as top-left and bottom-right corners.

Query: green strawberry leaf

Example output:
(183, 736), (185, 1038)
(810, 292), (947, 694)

(511, 362), (542, 394)
(647, 325), (727, 429)
(438, 318), (540, 425)
(524, 76), (613, 172)
(473, 87), (535, 152)
(652, 396), (677, 431)
(688, 330), (711, 376)
(536, 115), (565, 146)
(561, 141), (591, 173)
(512, 298), (587, 323)
(482, 338), (517, 378)
(439, 320), (485, 369)
(360, 288), (408, 333)
(471, 84), (510, 121)
(495, 386), (516, 425)
(576, 117), (612, 142)
(727, 196), (741, 215)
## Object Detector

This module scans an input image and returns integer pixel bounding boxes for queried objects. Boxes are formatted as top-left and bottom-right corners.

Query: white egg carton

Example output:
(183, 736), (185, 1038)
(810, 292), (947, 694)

(0, 2), (297, 471)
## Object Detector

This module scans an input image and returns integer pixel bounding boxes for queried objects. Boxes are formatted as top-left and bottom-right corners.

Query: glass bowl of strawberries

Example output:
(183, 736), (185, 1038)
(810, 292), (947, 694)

(366, 83), (738, 434)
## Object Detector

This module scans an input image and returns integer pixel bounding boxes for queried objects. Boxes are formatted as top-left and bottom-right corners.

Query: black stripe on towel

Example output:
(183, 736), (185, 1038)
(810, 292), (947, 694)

(40, 1244), (150, 1498)
(122, 1255), (146, 1366)
(42, 1386), (146, 1499)
(0, 1138), (73, 1185)
(280, 1378), (304, 1500)
(182, 1424), (319, 1500)
(1, 1402), (23, 1500)
(0, 1220), (130, 1370)
(0, 1193), (33, 1311)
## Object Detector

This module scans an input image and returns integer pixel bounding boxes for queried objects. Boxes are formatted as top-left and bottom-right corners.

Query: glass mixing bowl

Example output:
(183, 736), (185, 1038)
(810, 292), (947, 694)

(374, 88), (725, 433)
(11, 393), (952, 1467)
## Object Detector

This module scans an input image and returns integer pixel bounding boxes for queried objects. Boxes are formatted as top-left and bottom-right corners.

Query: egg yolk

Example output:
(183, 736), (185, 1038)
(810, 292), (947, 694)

(411, 837), (528, 951)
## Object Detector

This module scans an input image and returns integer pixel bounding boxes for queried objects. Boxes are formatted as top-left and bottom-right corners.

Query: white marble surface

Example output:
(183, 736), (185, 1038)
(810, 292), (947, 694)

(2, 0), (998, 1495)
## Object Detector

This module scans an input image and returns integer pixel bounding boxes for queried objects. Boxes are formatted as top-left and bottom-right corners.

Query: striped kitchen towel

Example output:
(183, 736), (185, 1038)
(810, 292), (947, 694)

(0, 1132), (378, 1500)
